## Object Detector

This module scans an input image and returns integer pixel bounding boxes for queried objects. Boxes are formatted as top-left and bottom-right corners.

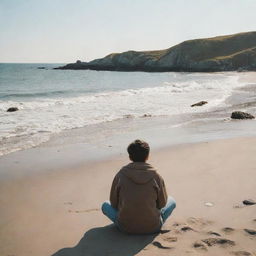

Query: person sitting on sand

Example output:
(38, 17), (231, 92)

(102, 139), (176, 234)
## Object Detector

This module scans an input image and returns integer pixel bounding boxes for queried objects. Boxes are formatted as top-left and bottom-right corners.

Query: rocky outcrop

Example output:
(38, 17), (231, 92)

(231, 111), (255, 119)
(56, 31), (256, 72)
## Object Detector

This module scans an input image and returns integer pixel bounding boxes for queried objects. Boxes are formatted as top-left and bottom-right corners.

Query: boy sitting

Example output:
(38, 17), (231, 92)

(102, 139), (176, 234)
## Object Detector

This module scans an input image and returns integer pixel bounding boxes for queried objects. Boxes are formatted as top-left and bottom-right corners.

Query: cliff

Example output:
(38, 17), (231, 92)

(56, 31), (256, 72)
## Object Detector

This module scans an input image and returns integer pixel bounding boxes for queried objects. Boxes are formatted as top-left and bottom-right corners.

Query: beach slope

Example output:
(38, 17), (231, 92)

(0, 137), (255, 256)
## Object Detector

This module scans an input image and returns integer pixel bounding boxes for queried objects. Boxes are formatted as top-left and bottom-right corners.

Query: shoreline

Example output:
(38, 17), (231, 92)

(1, 130), (255, 181)
(0, 70), (255, 255)
(1, 71), (255, 158)
(0, 136), (255, 256)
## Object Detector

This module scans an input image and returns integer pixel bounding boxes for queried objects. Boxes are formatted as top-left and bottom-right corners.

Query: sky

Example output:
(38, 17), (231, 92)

(0, 0), (255, 63)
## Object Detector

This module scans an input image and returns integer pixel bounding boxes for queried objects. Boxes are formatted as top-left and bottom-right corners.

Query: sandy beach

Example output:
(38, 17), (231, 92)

(1, 1), (256, 256)
(0, 136), (255, 256)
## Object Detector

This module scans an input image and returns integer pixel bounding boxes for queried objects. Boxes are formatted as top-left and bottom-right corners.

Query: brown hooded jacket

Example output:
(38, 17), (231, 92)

(110, 162), (167, 234)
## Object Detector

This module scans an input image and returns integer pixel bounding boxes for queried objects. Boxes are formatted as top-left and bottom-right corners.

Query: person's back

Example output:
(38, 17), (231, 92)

(102, 139), (176, 234)
(111, 162), (167, 233)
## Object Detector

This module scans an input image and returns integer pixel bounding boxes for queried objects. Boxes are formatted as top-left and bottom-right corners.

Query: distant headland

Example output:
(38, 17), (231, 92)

(56, 31), (256, 72)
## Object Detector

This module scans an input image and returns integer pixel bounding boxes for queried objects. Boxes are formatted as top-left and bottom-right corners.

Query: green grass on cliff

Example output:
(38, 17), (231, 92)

(103, 31), (256, 63)
(165, 31), (256, 62)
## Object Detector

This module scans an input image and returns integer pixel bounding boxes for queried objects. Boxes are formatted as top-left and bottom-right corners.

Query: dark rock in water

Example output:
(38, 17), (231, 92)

(244, 229), (256, 235)
(7, 107), (19, 112)
(222, 227), (235, 233)
(231, 251), (252, 256)
(231, 111), (255, 119)
(191, 101), (208, 107)
(37, 67), (46, 69)
(243, 199), (256, 205)
(202, 238), (235, 246)
(193, 241), (208, 251)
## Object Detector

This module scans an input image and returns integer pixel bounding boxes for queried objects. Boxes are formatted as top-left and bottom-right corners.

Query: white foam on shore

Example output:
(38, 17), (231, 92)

(0, 73), (245, 156)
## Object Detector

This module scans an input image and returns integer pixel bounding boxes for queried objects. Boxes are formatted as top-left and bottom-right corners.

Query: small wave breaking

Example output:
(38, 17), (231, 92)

(0, 71), (246, 156)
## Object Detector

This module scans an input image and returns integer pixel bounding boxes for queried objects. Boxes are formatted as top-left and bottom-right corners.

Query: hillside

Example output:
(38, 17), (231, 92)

(56, 32), (256, 72)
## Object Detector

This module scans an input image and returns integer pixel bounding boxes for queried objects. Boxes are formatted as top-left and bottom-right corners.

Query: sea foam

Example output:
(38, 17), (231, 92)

(0, 68), (245, 156)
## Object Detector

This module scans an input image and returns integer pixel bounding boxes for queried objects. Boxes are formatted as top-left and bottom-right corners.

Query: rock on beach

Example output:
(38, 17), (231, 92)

(7, 107), (19, 112)
(242, 199), (256, 205)
(191, 101), (208, 107)
(231, 111), (255, 119)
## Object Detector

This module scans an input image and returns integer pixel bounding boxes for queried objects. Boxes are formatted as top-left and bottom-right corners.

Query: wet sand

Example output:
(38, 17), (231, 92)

(0, 136), (255, 256)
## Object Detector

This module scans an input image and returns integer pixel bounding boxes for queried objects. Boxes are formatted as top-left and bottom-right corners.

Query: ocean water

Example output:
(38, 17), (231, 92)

(0, 63), (256, 156)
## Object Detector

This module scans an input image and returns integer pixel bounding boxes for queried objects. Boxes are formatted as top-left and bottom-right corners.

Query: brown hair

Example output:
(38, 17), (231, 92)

(127, 139), (150, 162)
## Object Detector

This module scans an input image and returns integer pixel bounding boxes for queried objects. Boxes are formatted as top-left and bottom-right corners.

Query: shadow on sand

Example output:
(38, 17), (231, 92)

(52, 224), (157, 256)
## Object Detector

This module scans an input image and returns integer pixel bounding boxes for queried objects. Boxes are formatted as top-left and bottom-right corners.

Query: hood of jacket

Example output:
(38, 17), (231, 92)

(120, 162), (157, 185)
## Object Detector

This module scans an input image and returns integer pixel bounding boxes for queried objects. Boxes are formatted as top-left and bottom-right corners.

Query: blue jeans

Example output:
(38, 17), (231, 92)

(101, 196), (176, 225)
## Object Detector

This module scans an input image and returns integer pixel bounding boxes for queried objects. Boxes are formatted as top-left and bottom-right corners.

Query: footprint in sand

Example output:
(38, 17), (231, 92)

(181, 226), (195, 232)
(193, 241), (208, 251)
(207, 231), (221, 236)
(162, 236), (178, 242)
(171, 222), (186, 234)
(201, 238), (235, 247)
(152, 241), (172, 249)
(231, 251), (252, 256)
(159, 229), (170, 234)
(172, 222), (184, 227)
(244, 229), (256, 236)
(187, 217), (213, 227)
(222, 227), (235, 234)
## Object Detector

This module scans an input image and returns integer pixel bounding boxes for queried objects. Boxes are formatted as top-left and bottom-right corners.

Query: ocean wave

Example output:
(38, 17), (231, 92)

(0, 75), (241, 110)
(0, 89), (92, 99)
(0, 72), (246, 156)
